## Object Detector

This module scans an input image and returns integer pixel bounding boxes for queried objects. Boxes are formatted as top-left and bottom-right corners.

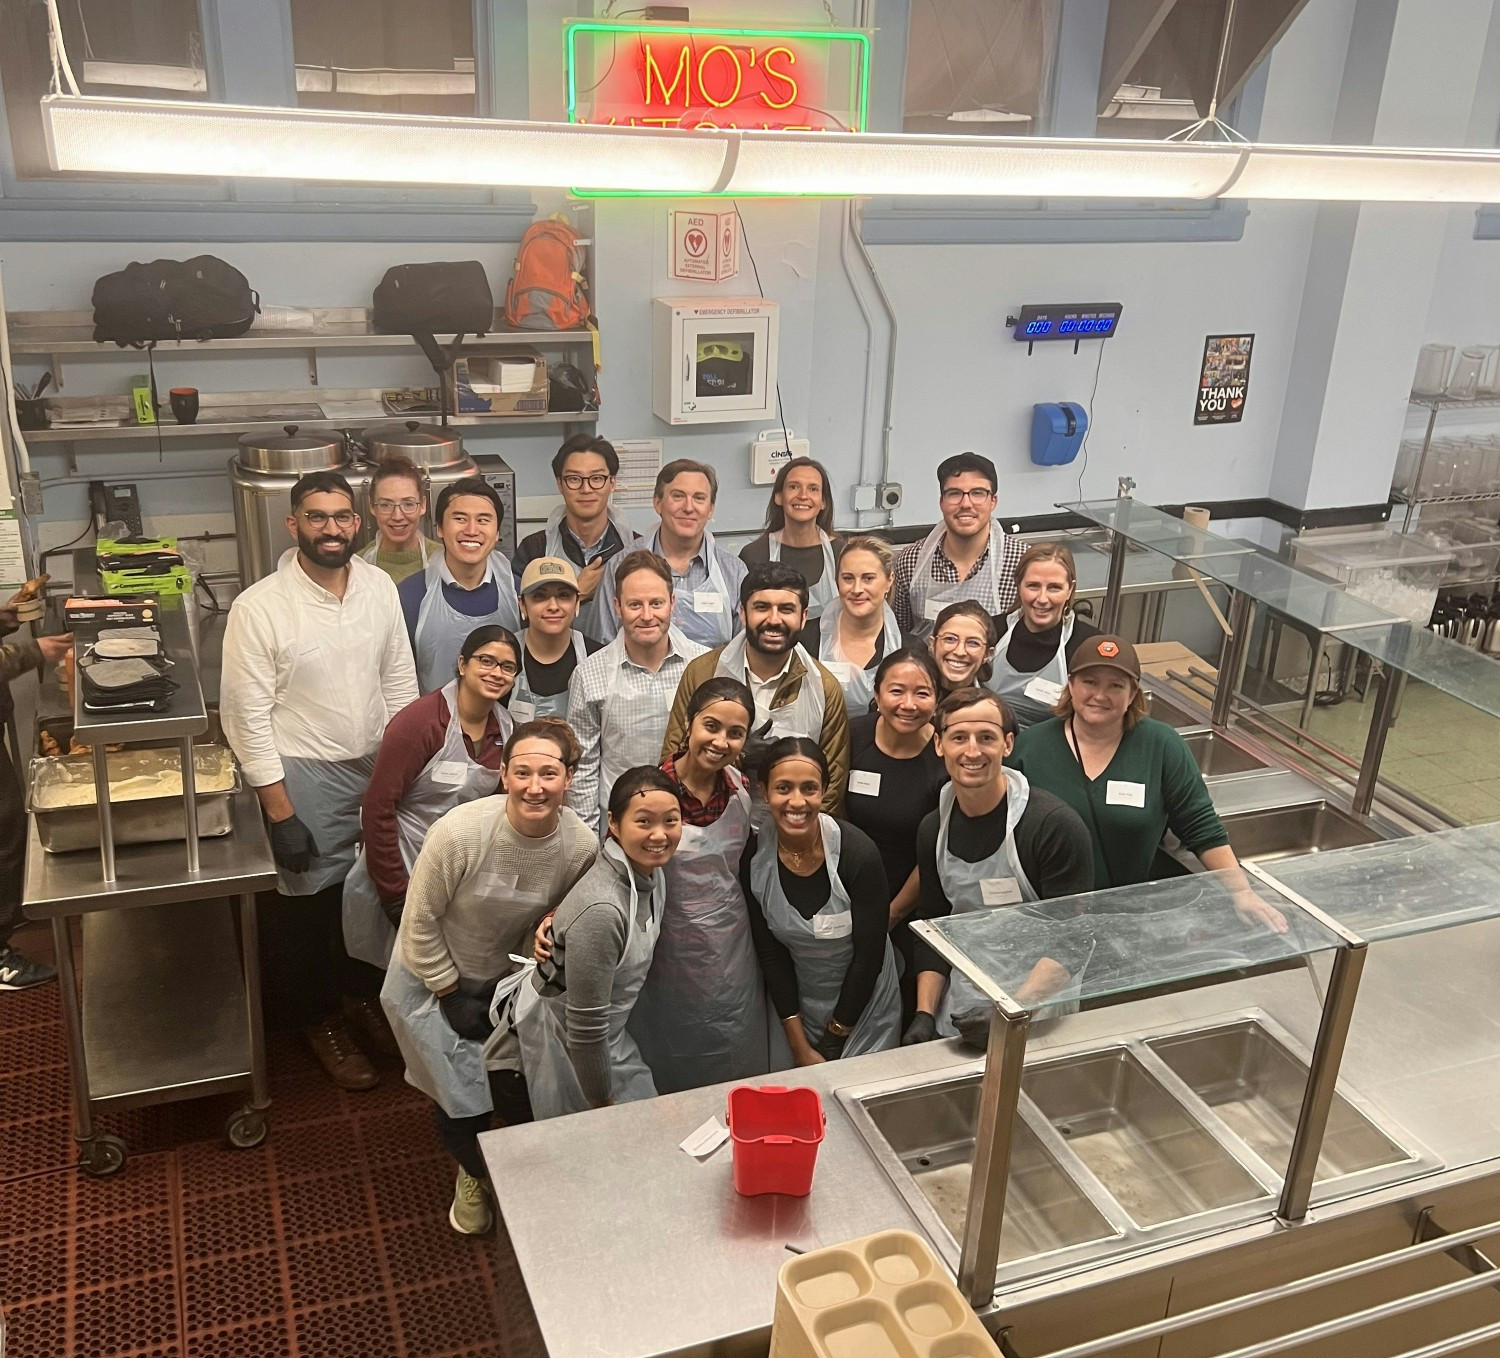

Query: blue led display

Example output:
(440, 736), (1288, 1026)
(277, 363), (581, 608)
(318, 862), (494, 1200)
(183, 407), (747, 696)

(1012, 303), (1122, 343)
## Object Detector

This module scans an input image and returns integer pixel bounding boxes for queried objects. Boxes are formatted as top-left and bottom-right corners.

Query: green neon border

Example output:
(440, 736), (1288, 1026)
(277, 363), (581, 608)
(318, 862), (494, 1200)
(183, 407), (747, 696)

(563, 21), (871, 199)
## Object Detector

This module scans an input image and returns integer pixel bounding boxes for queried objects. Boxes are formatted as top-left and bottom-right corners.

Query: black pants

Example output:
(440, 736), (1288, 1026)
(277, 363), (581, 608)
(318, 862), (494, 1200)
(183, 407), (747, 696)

(0, 736), (26, 950)
(258, 882), (382, 1031)
(436, 1069), (535, 1180)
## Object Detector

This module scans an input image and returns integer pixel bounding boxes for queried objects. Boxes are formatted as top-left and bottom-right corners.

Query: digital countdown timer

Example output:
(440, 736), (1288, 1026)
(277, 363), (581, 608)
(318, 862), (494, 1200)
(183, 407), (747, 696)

(1010, 303), (1123, 348)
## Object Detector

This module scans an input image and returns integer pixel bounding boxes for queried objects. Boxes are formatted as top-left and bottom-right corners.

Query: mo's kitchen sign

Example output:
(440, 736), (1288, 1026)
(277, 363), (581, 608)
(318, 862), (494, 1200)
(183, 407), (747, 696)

(565, 22), (869, 142)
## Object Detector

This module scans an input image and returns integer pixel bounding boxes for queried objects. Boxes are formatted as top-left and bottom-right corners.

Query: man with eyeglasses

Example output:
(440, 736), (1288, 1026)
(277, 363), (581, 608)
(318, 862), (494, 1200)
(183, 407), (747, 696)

(891, 452), (1027, 637)
(512, 435), (639, 640)
(593, 458), (747, 648)
(221, 471), (419, 1091)
(361, 456), (438, 584)
(398, 476), (521, 693)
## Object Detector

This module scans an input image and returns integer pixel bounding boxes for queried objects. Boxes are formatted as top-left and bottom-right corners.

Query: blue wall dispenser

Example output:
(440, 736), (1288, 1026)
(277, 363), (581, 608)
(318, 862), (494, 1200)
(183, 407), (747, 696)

(1031, 402), (1088, 465)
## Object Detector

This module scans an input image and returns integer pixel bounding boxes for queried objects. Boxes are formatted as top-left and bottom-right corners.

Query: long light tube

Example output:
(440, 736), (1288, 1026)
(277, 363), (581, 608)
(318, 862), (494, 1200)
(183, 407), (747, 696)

(41, 94), (1500, 203)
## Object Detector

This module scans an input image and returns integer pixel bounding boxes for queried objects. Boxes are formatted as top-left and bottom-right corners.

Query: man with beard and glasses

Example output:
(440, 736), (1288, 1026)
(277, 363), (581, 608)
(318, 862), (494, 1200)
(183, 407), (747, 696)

(662, 562), (849, 813)
(222, 471), (419, 1090)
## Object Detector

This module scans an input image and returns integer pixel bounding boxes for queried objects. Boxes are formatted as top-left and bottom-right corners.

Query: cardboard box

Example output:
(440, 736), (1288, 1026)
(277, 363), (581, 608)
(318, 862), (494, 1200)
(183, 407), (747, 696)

(448, 351), (549, 417)
(65, 594), (159, 639)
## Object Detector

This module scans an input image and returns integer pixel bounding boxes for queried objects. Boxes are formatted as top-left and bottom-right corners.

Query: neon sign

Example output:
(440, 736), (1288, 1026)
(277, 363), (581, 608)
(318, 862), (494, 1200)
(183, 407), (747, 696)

(566, 23), (868, 137)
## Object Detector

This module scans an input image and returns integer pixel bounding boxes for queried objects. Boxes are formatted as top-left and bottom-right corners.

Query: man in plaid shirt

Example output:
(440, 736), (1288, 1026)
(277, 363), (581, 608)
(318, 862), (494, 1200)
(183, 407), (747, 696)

(891, 452), (1027, 635)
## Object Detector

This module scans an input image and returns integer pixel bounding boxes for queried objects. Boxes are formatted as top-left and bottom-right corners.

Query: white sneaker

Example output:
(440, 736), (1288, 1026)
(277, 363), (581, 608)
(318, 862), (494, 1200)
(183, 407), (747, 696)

(448, 1167), (493, 1235)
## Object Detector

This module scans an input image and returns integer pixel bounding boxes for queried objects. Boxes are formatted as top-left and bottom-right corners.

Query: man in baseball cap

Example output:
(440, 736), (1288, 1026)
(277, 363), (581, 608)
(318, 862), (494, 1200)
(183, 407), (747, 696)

(513, 557), (600, 723)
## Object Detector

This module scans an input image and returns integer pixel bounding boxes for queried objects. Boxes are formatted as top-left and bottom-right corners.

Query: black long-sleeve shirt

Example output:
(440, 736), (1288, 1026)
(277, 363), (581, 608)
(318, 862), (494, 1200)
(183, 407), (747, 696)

(739, 820), (890, 1031)
(845, 713), (948, 907)
(910, 787), (1095, 977)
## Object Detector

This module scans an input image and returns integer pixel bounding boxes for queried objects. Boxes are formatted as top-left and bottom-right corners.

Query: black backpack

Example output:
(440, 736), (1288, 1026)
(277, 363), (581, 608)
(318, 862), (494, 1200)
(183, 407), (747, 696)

(372, 261), (493, 374)
(91, 256), (260, 346)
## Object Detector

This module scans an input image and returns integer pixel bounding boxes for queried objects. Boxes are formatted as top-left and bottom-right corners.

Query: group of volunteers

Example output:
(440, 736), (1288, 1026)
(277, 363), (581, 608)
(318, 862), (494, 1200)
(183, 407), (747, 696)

(217, 436), (1286, 1238)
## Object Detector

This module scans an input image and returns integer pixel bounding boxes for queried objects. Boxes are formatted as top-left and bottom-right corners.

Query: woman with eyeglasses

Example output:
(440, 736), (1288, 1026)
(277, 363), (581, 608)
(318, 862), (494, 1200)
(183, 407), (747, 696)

(361, 457), (439, 584)
(739, 457), (842, 620)
(343, 626), (519, 970)
(929, 599), (999, 697)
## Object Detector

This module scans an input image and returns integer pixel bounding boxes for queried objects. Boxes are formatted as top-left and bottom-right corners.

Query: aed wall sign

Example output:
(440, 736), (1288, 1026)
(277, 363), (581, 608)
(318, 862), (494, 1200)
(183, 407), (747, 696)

(565, 22), (869, 193)
(671, 208), (739, 281)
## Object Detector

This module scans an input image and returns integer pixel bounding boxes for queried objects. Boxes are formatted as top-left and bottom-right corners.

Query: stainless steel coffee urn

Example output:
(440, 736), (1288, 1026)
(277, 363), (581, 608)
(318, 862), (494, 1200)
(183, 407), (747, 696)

(229, 425), (358, 587)
(358, 421), (514, 558)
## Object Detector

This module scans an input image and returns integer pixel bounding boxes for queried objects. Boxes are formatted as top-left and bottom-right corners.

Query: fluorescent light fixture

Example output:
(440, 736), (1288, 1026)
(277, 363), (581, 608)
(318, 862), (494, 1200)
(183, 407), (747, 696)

(42, 95), (725, 194)
(40, 93), (1500, 203)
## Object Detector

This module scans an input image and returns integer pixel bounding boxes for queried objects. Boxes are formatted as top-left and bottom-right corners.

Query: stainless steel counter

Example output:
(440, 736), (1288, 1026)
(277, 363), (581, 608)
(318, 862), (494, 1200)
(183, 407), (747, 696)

(480, 915), (1500, 1358)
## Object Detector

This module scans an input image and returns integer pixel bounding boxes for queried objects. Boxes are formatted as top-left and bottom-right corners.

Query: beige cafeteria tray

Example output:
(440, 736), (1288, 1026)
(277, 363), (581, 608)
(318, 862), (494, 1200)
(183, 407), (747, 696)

(770, 1229), (1001, 1358)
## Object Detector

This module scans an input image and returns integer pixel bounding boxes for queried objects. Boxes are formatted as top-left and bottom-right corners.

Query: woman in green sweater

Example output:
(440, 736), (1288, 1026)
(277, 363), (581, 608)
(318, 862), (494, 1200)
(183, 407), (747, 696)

(1010, 635), (1286, 932)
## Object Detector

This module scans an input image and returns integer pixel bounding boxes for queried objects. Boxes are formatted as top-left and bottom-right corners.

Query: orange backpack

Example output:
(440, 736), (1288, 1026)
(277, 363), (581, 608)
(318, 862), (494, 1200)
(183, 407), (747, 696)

(504, 218), (591, 331)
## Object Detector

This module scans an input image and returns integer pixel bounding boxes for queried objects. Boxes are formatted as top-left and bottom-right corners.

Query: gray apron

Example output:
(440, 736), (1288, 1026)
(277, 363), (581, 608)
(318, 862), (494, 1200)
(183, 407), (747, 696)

(749, 815), (901, 1056)
(907, 518), (1011, 638)
(987, 609), (1074, 730)
(276, 751), (378, 895)
(413, 551), (522, 694)
(379, 802), (551, 1118)
(500, 842), (663, 1119)
(342, 680), (509, 968)
(769, 529), (838, 620)
(629, 770), (771, 1092)
(509, 628), (588, 724)
(818, 600), (903, 719)
(651, 528), (735, 646)
(544, 504), (635, 641)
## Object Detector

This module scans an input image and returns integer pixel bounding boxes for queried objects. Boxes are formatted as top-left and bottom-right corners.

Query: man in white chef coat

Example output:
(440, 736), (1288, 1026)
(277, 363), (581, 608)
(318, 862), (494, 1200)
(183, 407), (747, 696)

(221, 471), (419, 1090)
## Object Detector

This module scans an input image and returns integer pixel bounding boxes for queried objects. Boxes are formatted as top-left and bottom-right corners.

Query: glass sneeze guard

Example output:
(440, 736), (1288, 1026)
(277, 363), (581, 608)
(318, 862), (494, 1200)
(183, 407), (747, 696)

(1060, 498), (1500, 721)
(919, 869), (1343, 1012)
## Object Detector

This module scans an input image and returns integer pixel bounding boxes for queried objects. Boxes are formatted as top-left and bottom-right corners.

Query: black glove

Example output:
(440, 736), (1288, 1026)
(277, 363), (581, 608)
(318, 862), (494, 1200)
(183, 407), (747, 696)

(951, 1005), (992, 1053)
(738, 719), (777, 779)
(902, 1012), (938, 1046)
(379, 895), (405, 929)
(269, 814), (318, 874)
(814, 1027), (849, 1061)
(439, 986), (494, 1041)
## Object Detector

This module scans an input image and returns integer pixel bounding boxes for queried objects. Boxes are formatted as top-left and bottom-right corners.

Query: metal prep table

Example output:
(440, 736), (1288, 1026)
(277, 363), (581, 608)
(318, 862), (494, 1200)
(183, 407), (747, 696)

(22, 574), (276, 1176)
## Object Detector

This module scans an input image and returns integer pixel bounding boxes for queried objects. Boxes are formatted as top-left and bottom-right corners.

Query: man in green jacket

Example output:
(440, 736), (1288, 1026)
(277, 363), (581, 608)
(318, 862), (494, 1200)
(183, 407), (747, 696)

(660, 561), (849, 812)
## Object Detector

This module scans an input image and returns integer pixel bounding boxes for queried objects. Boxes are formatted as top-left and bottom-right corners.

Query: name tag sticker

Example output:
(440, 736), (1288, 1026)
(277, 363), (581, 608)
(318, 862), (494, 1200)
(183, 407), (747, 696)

(848, 769), (882, 797)
(677, 824), (706, 853)
(812, 911), (853, 939)
(980, 877), (1022, 906)
(1023, 676), (1064, 706)
(1106, 780), (1147, 807)
(431, 760), (469, 785)
(509, 699), (537, 723)
(824, 661), (853, 684)
(924, 599), (946, 622)
(694, 590), (725, 614)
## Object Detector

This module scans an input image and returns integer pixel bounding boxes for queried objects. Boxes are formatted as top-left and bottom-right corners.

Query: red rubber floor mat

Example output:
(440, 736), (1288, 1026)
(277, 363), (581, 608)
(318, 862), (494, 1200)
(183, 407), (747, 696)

(0, 927), (546, 1358)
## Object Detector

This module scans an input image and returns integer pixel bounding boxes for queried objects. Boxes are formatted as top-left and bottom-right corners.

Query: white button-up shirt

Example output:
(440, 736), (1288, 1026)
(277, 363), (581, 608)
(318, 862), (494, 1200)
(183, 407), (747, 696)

(220, 550), (419, 788)
(566, 627), (705, 831)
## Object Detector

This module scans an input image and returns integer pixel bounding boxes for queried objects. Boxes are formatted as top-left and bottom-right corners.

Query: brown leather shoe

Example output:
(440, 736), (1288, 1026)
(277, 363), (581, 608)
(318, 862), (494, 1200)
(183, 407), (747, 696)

(342, 995), (402, 1060)
(305, 1016), (379, 1091)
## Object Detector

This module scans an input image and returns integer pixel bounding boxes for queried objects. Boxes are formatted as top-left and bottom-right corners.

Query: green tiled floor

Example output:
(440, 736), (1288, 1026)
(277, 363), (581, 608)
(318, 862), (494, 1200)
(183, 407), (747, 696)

(1299, 682), (1500, 825)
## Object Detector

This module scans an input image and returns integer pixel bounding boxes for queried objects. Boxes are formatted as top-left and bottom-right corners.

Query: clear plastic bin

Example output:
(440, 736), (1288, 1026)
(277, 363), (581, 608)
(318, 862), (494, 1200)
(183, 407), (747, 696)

(1290, 529), (1454, 625)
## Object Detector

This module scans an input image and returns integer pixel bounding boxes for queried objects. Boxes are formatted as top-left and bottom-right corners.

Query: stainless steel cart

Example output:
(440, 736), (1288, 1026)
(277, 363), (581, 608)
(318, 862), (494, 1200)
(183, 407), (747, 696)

(22, 588), (276, 1176)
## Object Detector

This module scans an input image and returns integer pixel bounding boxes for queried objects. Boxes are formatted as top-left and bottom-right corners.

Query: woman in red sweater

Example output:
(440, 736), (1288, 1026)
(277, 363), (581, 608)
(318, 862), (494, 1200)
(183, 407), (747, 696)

(342, 625), (520, 968)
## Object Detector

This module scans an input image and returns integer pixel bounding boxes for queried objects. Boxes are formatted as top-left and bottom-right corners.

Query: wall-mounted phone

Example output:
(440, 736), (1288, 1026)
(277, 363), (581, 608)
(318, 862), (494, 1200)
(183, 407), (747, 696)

(89, 481), (144, 538)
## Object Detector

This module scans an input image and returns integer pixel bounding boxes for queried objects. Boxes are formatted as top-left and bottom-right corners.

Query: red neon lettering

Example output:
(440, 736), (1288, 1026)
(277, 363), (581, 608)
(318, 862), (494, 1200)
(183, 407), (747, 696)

(697, 44), (743, 108)
(643, 43), (690, 107)
(760, 46), (797, 109)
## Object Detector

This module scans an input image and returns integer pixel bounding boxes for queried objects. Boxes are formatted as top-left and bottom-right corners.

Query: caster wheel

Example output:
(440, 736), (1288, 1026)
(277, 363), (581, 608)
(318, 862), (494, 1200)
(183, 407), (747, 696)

(81, 1134), (128, 1177)
(226, 1110), (268, 1149)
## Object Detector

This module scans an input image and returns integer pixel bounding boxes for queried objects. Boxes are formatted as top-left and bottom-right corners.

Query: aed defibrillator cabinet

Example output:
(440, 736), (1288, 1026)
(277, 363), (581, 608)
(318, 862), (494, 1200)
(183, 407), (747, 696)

(652, 297), (780, 425)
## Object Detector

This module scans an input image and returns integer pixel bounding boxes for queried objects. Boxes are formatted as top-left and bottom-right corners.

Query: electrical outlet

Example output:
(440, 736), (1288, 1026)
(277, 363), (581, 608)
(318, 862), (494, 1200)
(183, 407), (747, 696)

(852, 483), (878, 512)
(878, 482), (903, 510)
(18, 472), (43, 515)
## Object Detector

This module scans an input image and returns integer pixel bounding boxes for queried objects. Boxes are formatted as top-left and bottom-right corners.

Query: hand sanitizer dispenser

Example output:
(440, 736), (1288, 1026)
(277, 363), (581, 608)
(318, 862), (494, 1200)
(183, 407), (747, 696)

(1031, 402), (1088, 465)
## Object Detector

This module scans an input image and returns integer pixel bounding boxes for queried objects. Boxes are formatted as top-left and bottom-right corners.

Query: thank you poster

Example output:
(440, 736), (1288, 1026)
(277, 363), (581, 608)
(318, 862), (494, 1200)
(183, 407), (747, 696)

(1195, 334), (1254, 425)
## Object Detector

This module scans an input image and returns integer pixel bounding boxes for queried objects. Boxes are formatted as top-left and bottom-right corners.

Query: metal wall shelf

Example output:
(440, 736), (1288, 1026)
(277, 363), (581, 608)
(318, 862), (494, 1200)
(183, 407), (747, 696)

(6, 307), (596, 356)
(27, 408), (597, 444)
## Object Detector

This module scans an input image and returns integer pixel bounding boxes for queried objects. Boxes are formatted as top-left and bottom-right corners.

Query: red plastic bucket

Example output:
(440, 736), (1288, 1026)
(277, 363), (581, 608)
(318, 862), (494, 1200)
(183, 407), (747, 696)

(727, 1085), (825, 1197)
